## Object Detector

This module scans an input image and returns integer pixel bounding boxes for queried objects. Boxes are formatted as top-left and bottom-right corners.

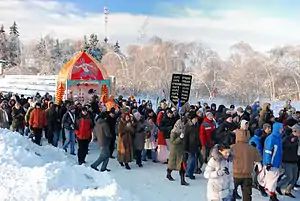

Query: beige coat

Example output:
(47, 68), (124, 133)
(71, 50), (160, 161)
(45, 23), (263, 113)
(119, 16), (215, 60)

(231, 129), (261, 178)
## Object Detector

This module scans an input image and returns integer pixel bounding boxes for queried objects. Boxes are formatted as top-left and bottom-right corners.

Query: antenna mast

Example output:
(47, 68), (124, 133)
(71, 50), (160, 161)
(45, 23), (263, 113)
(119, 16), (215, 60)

(104, 6), (109, 43)
(137, 17), (149, 43)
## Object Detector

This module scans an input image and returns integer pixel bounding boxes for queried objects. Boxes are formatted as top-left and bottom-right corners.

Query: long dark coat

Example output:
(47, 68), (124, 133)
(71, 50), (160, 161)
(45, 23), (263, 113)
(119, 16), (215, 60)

(117, 119), (135, 163)
(133, 120), (146, 150)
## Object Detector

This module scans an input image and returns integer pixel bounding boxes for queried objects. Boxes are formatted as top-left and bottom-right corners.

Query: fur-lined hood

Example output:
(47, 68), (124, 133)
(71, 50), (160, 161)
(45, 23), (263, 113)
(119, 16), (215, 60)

(210, 144), (233, 162)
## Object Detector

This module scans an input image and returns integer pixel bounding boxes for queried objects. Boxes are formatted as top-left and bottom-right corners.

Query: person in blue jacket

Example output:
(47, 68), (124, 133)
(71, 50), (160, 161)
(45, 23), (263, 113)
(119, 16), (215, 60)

(249, 128), (264, 156)
(249, 128), (268, 197)
(262, 122), (284, 201)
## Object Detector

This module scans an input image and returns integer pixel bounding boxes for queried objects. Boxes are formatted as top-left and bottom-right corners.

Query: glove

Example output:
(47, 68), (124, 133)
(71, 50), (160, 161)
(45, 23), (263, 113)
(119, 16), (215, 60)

(266, 164), (272, 171)
(180, 133), (184, 139)
(217, 169), (224, 176)
(291, 137), (296, 143)
(250, 142), (256, 147)
(223, 167), (230, 175)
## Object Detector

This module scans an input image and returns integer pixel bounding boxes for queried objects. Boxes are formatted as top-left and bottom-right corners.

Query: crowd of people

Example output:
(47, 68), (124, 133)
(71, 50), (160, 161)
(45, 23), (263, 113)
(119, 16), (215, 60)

(0, 91), (300, 201)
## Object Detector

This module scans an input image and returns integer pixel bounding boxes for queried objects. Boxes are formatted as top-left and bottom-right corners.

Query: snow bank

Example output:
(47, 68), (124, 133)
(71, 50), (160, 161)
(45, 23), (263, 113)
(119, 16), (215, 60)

(0, 129), (137, 201)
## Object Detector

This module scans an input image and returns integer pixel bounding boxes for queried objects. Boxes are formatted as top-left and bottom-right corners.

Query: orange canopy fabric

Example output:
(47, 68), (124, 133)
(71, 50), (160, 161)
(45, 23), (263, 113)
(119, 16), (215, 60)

(57, 51), (109, 85)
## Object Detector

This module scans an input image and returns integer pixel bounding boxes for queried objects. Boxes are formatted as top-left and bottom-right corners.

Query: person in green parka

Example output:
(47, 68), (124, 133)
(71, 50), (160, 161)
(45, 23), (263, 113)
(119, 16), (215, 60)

(166, 103), (190, 186)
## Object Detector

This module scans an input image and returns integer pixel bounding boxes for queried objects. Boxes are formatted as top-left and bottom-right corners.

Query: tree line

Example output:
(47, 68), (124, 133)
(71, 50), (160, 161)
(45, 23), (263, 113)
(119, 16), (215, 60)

(1, 22), (299, 104)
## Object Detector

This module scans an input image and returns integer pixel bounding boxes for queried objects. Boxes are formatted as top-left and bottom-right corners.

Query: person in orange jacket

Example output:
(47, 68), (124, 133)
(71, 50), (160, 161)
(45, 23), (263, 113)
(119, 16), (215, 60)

(74, 107), (94, 165)
(29, 102), (46, 145)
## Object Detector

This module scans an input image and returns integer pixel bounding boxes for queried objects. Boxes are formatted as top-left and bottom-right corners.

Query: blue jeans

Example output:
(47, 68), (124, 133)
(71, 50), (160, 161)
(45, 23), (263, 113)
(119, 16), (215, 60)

(53, 130), (60, 147)
(91, 146), (110, 171)
(186, 153), (197, 176)
(142, 149), (157, 161)
(24, 126), (30, 136)
(62, 129), (75, 154)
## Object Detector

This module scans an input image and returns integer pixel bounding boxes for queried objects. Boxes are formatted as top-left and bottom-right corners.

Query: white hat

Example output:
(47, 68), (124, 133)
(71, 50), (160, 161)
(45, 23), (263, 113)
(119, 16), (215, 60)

(240, 120), (249, 130)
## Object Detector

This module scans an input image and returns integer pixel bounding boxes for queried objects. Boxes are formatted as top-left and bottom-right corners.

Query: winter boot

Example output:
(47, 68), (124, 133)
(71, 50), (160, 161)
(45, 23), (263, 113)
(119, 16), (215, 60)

(259, 185), (268, 197)
(125, 163), (131, 170)
(275, 187), (283, 195)
(180, 172), (189, 186)
(166, 169), (175, 181)
(195, 168), (202, 174)
(233, 190), (242, 200)
(269, 194), (279, 201)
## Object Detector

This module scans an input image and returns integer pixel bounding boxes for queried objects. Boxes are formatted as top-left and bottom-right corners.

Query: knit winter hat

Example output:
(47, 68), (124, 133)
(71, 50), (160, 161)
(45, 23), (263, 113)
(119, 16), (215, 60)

(133, 111), (142, 120)
(189, 111), (197, 120)
(131, 109), (138, 114)
(240, 120), (249, 130)
(254, 128), (263, 137)
(292, 124), (300, 131)
(206, 112), (213, 118)
(197, 108), (204, 114)
(225, 113), (232, 120)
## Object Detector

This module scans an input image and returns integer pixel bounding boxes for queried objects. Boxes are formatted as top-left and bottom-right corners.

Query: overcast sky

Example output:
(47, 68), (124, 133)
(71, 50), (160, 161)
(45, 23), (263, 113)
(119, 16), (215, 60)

(1, 0), (300, 58)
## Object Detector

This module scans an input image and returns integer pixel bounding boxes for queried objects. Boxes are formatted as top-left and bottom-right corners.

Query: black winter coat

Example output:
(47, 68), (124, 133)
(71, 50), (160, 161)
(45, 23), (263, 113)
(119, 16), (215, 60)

(159, 115), (175, 139)
(62, 111), (76, 130)
(106, 115), (117, 137)
(184, 122), (200, 153)
(48, 109), (62, 132)
(282, 133), (299, 163)
(211, 121), (237, 146)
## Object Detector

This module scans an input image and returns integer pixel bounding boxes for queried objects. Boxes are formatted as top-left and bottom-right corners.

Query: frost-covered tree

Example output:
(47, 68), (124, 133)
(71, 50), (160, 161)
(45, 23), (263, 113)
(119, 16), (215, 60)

(53, 39), (61, 58)
(0, 25), (8, 62)
(35, 37), (49, 73)
(83, 35), (89, 51)
(83, 34), (104, 63)
(7, 22), (21, 67)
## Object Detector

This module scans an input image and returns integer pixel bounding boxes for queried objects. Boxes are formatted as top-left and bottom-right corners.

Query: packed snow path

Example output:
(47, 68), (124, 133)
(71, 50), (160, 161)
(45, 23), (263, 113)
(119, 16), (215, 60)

(0, 129), (299, 201)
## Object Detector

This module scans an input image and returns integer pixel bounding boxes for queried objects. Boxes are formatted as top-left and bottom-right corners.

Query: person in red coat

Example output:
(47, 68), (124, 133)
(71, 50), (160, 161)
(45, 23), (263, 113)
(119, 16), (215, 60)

(200, 112), (215, 163)
(156, 100), (168, 163)
(74, 107), (94, 165)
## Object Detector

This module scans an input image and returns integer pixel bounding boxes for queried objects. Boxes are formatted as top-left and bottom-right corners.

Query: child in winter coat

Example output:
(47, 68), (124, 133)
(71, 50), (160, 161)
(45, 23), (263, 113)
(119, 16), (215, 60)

(204, 144), (234, 201)
(142, 117), (157, 162)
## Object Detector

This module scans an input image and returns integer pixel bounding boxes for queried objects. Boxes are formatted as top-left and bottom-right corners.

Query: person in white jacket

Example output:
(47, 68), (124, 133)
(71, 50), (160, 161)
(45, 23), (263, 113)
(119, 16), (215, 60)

(204, 144), (234, 201)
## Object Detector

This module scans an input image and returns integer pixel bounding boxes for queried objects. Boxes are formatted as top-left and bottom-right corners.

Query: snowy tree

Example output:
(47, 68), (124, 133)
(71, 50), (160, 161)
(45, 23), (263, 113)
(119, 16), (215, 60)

(53, 39), (61, 58)
(7, 22), (21, 67)
(0, 25), (8, 63)
(34, 37), (49, 74)
(83, 35), (89, 51)
(83, 34), (105, 63)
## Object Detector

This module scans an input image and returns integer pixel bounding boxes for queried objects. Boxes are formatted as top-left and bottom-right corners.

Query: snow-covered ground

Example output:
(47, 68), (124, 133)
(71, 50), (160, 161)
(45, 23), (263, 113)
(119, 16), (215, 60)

(0, 129), (137, 201)
(1, 129), (299, 201)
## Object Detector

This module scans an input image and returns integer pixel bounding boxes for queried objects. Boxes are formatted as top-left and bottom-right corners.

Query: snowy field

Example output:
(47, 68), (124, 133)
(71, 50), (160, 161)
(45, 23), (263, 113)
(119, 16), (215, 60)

(1, 129), (299, 201)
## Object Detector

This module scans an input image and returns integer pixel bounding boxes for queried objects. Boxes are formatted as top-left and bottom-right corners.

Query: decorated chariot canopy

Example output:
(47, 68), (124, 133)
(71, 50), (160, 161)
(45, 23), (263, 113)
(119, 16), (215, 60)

(55, 51), (111, 104)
